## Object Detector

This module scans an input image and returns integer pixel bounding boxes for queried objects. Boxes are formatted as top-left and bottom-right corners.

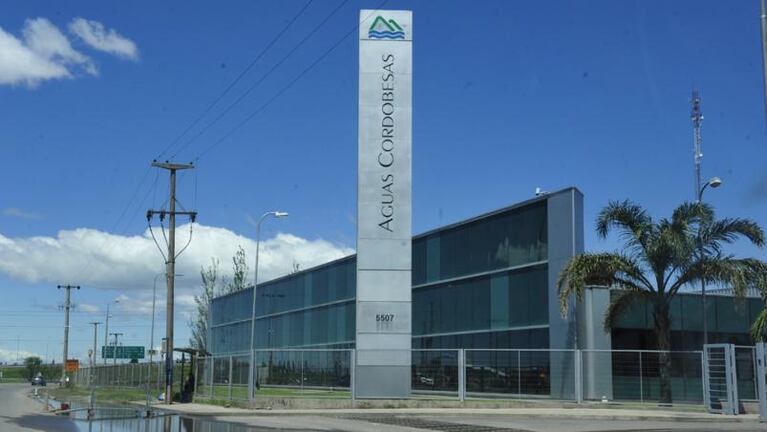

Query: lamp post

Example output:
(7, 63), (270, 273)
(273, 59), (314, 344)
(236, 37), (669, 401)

(698, 176), (721, 346)
(103, 299), (120, 365)
(247, 211), (288, 400)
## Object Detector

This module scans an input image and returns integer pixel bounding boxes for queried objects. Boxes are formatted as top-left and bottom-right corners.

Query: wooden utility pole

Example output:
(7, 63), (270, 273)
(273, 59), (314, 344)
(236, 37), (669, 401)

(58, 285), (79, 385)
(147, 161), (196, 404)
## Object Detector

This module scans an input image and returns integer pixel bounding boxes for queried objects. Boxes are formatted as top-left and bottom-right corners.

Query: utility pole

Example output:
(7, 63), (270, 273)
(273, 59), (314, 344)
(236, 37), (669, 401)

(110, 332), (123, 365)
(103, 299), (120, 365)
(147, 160), (196, 404)
(58, 285), (79, 384)
(88, 322), (100, 387)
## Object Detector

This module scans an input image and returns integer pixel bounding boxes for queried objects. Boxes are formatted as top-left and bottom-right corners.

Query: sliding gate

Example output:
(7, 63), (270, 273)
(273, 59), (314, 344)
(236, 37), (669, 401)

(703, 344), (739, 415)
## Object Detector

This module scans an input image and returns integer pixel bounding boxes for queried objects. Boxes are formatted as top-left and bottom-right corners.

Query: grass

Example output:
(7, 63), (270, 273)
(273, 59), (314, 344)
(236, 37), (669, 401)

(0, 366), (29, 383)
(196, 384), (351, 400)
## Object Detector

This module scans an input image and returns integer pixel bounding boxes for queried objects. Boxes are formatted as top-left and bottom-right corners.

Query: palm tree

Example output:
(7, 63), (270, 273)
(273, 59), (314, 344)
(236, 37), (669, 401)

(557, 200), (767, 403)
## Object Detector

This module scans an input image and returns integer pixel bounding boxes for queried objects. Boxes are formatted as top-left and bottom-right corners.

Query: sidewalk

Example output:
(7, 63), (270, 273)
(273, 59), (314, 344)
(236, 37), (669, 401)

(150, 403), (760, 423)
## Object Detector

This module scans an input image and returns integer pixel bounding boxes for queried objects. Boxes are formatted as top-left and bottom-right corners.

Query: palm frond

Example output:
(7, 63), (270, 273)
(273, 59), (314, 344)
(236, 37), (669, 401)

(596, 200), (652, 244)
(557, 253), (650, 317)
(689, 258), (767, 298)
(704, 218), (765, 249)
(672, 202), (711, 231)
(751, 308), (767, 342)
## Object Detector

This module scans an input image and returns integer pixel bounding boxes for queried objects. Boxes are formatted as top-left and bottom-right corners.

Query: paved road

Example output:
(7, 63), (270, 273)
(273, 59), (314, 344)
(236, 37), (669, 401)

(0, 383), (78, 432)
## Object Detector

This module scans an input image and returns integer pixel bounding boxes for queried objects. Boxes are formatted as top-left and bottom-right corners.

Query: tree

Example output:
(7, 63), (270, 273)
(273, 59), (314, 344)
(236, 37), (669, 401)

(189, 258), (218, 352)
(23, 356), (42, 381)
(224, 246), (249, 294)
(557, 200), (767, 403)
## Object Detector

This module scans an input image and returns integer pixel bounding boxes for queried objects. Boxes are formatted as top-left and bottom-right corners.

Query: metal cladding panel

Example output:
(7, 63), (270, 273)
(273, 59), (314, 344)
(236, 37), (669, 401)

(357, 270), (411, 301)
(355, 366), (411, 399)
(357, 238), (411, 270)
(356, 9), (412, 398)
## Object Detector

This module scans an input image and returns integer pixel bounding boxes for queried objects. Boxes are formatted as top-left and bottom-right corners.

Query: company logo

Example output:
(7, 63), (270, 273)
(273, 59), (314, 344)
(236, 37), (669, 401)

(368, 16), (404, 39)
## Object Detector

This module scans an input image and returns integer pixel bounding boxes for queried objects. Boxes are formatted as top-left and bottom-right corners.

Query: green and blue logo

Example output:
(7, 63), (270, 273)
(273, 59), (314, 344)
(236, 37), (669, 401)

(368, 16), (404, 40)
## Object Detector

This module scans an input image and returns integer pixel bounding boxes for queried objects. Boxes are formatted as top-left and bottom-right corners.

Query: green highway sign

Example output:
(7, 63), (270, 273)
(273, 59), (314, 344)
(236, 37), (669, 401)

(101, 346), (145, 359)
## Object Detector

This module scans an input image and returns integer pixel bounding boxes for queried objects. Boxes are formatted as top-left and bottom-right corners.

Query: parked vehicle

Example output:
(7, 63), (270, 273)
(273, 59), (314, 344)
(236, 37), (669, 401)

(31, 374), (46, 386)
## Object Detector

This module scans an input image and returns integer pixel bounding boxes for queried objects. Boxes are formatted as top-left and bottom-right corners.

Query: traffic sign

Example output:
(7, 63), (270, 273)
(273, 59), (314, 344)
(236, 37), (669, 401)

(65, 359), (79, 372)
(101, 346), (145, 359)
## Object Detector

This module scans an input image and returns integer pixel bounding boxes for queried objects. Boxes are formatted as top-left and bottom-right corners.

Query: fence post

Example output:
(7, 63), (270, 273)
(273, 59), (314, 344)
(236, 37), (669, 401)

(194, 358), (200, 400)
(752, 348), (759, 401)
(702, 349), (710, 411)
(300, 351), (305, 393)
(209, 357), (214, 399)
(458, 349), (466, 402)
(517, 350), (522, 398)
(350, 349), (356, 401)
(574, 350), (582, 403)
(228, 356), (233, 401)
(639, 351), (644, 403)
(755, 343), (767, 422)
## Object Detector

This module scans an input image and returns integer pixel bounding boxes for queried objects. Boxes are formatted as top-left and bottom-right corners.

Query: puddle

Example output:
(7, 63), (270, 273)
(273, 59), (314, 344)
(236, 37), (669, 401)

(40, 399), (310, 432)
(72, 415), (286, 432)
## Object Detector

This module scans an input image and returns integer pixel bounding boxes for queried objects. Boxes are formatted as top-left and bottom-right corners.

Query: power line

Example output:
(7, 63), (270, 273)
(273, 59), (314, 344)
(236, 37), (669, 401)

(192, 4), (387, 161)
(155, 0), (316, 160)
(169, 0), (352, 160)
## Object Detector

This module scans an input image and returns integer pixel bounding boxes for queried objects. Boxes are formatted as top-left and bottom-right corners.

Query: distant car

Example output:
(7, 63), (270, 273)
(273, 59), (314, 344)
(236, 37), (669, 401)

(31, 375), (46, 386)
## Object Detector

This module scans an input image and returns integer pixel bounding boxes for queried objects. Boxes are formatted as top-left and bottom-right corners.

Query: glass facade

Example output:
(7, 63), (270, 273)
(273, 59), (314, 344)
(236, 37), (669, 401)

(210, 198), (553, 355)
(610, 291), (765, 350)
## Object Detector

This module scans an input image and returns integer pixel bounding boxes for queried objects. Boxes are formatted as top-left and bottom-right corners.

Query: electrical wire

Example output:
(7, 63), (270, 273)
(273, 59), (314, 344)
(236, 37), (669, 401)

(169, 0), (352, 160)
(192, 3), (388, 161)
(155, 0), (316, 160)
(147, 222), (168, 263)
(174, 223), (194, 259)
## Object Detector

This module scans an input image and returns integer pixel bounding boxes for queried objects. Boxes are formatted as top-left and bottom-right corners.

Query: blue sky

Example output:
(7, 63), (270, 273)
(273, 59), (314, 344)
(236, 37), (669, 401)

(0, 0), (765, 364)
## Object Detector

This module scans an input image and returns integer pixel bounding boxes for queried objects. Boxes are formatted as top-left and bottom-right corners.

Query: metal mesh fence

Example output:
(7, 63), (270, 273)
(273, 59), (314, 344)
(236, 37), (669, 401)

(72, 361), (166, 391)
(72, 347), (764, 407)
(411, 349), (459, 397)
(735, 346), (758, 401)
(465, 349), (576, 400)
(581, 350), (703, 404)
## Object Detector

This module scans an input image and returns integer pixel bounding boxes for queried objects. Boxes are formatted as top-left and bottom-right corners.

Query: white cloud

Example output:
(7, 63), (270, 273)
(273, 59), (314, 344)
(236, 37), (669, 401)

(23, 18), (96, 75)
(69, 18), (138, 61)
(0, 348), (39, 364)
(2, 207), (43, 220)
(0, 224), (353, 296)
(0, 17), (137, 87)
(0, 21), (71, 86)
(77, 303), (100, 313)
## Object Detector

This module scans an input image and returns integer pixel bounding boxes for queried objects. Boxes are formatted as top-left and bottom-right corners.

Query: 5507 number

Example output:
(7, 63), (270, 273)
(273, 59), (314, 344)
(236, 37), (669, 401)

(375, 314), (395, 322)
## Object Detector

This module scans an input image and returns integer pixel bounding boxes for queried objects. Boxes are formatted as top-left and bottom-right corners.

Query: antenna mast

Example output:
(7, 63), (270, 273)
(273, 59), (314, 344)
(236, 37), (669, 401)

(691, 89), (704, 202)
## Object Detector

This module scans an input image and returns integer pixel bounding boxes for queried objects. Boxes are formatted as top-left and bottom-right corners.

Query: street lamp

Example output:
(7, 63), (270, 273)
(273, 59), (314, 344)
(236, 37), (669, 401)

(247, 211), (288, 400)
(103, 299), (120, 365)
(698, 176), (722, 346)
